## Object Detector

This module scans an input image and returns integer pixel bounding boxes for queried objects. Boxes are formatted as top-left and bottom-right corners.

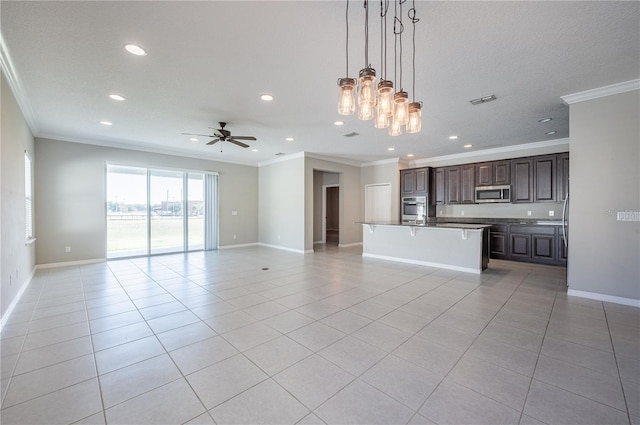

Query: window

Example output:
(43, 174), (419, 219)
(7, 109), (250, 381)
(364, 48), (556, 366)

(25, 152), (34, 240)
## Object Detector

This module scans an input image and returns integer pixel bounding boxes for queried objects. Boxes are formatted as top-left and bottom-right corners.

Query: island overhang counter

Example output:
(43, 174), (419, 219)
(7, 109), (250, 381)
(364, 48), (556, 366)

(359, 222), (491, 274)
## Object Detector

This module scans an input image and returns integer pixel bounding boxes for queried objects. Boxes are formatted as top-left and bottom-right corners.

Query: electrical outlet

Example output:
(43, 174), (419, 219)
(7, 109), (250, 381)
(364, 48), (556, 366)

(549, 210), (555, 217)
(65, 246), (71, 253)
(233, 234), (237, 240)
(527, 211), (532, 216)
(231, 210), (238, 216)
(460, 210), (465, 216)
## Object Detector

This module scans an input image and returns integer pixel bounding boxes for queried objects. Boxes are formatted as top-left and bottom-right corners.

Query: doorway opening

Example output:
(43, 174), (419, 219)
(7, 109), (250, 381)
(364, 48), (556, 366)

(324, 185), (340, 246)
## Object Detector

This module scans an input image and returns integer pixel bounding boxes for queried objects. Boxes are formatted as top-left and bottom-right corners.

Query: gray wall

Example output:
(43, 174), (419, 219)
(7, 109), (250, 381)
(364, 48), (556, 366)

(1, 71), (36, 318)
(259, 156), (305, 251)
(34, 138), (258, 264)
(568, 90), (640, 301)
(304, 156), (362, 251)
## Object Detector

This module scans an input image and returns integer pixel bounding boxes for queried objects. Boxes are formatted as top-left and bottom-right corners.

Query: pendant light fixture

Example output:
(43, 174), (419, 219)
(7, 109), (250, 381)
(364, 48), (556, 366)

(338, 0), (356, 115)
(406, 1), (422, 133)
(357, 0), (377, 120)
(336, 0), (421, 135)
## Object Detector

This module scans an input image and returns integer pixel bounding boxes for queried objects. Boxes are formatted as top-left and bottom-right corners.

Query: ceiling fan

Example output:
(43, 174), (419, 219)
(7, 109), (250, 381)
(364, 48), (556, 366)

(182, 122), (257, 149)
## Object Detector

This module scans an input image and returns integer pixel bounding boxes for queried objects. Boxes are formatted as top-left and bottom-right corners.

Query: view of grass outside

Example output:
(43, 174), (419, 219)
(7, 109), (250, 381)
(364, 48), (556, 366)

(107, 216), (204, 255)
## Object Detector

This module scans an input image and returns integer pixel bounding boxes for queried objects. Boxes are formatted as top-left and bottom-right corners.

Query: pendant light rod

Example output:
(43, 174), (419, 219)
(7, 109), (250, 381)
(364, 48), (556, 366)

(345, 0), (350, 76)
(364, 0), (370, 67)
(409, 0), (419, 101)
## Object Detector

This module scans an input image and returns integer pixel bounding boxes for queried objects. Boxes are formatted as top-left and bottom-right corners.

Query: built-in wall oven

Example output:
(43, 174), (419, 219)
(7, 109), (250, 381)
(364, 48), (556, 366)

(402, 196), (427, 224)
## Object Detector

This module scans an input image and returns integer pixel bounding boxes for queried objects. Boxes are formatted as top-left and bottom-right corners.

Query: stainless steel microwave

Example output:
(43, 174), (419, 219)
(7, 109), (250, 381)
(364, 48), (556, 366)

(475, 185), (511, 203)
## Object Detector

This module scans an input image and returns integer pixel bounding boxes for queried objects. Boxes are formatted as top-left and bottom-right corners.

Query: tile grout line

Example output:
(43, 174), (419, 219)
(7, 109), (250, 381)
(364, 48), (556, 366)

(516, 280), (560, 425)
(603, 304), (633, 425)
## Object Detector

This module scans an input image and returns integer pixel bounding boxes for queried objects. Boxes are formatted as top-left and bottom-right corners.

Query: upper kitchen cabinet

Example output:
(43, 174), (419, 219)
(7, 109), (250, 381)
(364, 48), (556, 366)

(557, 153), (569, 202)
(476, 161), (511, 186)
(444, 165), (475, 204)
(511, 158), (534, 203)
(435, 168), (445, 205)
(534, 155), (557, 202)
(400, 167), (429, 196)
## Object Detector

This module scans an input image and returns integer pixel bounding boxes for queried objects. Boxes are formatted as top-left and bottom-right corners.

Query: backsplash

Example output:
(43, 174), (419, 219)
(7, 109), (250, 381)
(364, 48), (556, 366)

(436, 202), (564, 220)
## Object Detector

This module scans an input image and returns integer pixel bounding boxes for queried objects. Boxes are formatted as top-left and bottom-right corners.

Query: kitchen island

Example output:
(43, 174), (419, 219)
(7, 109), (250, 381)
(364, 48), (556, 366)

(359, 222), (490, 274)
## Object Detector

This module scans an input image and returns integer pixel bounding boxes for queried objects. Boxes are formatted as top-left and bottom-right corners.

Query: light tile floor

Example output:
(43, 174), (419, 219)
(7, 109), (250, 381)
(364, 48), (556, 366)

(1, 245), (638, 425)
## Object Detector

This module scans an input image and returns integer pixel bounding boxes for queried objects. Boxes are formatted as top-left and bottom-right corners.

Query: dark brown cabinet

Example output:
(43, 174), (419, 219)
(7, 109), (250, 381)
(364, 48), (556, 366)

(489, 224), (509, 259)
(401, 167), (429, 196)
(511, 159), (534, 203)
(557, 153), (569, 202)
(461, 165), (476, 204)
(435, 168), (445, 205)
(476, 161), (510, 186)
(445, 167), (461, 204)
(503, 224), (561, 265)
(534, 155), (556, 202)
(558, 230), (568, 264)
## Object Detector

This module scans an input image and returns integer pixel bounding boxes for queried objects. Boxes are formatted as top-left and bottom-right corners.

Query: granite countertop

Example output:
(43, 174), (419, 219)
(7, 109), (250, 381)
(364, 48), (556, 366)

(357, 221), (491, 230)
(434, 217), (565, 226)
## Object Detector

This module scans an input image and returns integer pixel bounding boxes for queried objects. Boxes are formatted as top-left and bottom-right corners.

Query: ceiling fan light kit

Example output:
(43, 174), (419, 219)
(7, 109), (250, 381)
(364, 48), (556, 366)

(337, 0), (422, 135)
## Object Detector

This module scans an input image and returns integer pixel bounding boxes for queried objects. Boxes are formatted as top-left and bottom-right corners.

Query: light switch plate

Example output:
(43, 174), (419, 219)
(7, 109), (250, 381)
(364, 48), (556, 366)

(617, 211), (640, 221)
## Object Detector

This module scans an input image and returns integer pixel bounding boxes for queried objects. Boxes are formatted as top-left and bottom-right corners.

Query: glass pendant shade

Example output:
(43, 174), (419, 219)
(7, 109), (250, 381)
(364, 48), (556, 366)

(337, 78), (356, 115)
(358, 102), (375, 120)
(377, 80), (394, 117)
(389, 115), (402, 136)
(374, 102), (389, 128)
(394, 91), (409, 126)
(406, 102), (422, 133)
(358, 67), (377, 110)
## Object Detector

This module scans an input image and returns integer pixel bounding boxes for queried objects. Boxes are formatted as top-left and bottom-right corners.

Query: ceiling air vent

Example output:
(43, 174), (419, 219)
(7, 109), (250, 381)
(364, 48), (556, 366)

(343, 132), (359, 138)
(469, 94), (497, 105)
(275, 152), (286, 156)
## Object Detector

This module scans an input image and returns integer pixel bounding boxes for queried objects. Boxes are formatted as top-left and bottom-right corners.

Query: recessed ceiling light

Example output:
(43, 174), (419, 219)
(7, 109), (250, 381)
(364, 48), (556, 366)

(260, 94), (274, 101)
(545, 131), (557, 135)
(407, 154), (414, 157)
(109, 94), (125, 101)
(463, 144), (473, 148)
(449, 135), (458, 140)
(334, 121), (344, 126)
(189, 138), (198, 142)
(100, 121), (112, 126)
(538, 117), (552, 123)
(124, 44), (147, 56)
(387, 147), (395, 151)
(252, 149), (259, 152)
(285, 137), (294, 142)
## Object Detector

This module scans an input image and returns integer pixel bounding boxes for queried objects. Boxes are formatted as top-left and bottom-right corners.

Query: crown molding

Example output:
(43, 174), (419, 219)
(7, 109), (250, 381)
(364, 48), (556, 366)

(561, 79), (640, 105)
(0, 33), (38, 134)
(409, 138), (570, 167)
(360, 157), (400, 167)
(258, 151), (305, 167)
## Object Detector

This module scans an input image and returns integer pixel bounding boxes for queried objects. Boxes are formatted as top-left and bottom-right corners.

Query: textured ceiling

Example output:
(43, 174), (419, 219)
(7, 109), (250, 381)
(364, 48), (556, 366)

(1, 1), (639, 166)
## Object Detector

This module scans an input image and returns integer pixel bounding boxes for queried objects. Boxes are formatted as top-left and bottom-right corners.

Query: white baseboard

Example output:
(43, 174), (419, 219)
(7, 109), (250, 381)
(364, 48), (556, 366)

(35, 258), (105, 269)
(258, 243), (312, 254)
(0, 267), (36, 331)
(338, 242), (363, 248)
(567, 289), (640, 308)
(218, 243), (259, 250)
(362, 253), (480, 274)
(313, 240), (323, 245)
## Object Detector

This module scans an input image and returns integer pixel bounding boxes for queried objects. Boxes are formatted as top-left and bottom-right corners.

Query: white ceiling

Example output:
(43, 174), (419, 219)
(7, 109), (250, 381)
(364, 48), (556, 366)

(2, 1), (639, 166)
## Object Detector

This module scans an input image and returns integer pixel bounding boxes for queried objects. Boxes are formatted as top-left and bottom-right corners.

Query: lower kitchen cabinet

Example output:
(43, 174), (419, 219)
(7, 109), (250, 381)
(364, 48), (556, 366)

(489, 224), (509, 259)
(489, 224), (565, 266)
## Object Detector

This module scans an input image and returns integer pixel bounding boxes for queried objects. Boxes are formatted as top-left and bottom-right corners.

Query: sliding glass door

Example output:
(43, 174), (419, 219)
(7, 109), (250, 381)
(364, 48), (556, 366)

(106, 165), (148, 257)
(106, 165), (216, 258)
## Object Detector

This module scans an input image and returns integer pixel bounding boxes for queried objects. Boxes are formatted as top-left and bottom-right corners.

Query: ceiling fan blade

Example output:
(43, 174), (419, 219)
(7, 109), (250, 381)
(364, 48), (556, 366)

(228, 139), (250, 148)
(206, 139), (220, 145)
(182, 132), (215, 137)
(231, 136), (257, 141)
